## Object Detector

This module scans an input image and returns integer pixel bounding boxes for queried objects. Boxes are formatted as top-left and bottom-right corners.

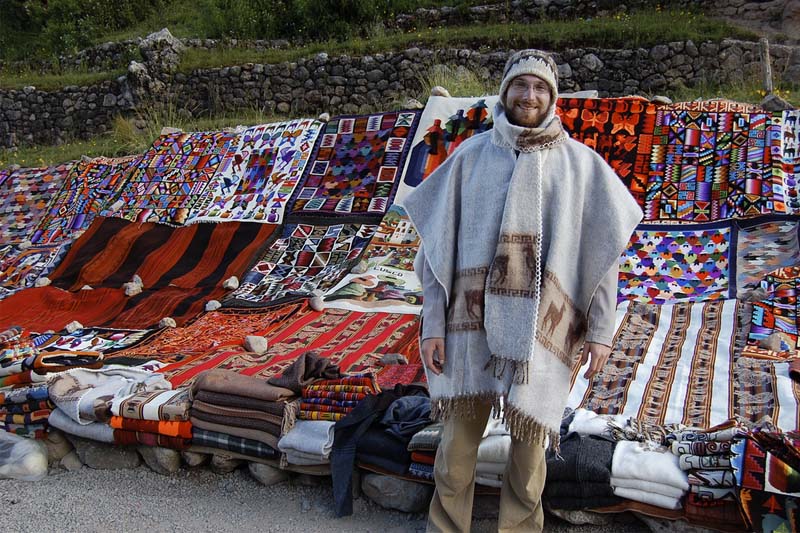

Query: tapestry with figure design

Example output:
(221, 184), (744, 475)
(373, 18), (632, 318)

(558, 96), (657, 208)
(324, 205), (423, 314)
(397, 96), (497, 202)
(100, 131), (236, 225)
(188, 119), (322, 224)
(748, 266), (800, 352)
(287, 110), (420, 218)
(32, 155), (140, 244)
(0, 241), (73, 301)
(159, 306), (419, 387)
(736, 217), (800, 293)
(224, 221), (377, 307)
(618, 221), (734, 304)
(645, 106), (782, 221)
(775, 110), (800, 214)
(0, 163), (72, 244)
(568, 299), (800, 432)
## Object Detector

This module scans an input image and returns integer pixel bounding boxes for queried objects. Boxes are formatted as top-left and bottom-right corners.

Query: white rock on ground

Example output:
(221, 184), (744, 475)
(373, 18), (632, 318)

(59, 450), (83, 472)
(34, 277), (51, 287)
(64, 321), (84, 333)
(222, 276), (240, 290)
(205, 300), (222, 311)
(68, 437), (141, 470)
(361, 473), (434, 513)
(180, 451), (210, 468)
(244, 335), (268, 355)
(248, 462), (288, 486)
(159, 317), (177, 328)
(123, 282), (143, 296)
(43, 429), (73, 464)
(309, 296), (325, 312)
(138, 446), (181, 475)
(210, 454), (242, 474)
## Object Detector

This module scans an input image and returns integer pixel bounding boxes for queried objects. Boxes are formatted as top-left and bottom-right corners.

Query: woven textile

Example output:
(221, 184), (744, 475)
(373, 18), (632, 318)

(668, 100), (765, 113)
(749, 266), (800, 351)
(287, 110), (420, 218)
(113, 429), (191, 450)
(645, 107), (781, 221)
(0, 163), (72, 243)
(558, 97), (657, 208)
(0, 241), (73, 301)
(191, 427), (278, 459)
(106, 303), (302, 364)
(569, 300), (800, 432)
(736, 217), (800, 293)
(618, 221), (734, 304)
(101, 131), (236, 225)
(775, 110), (800, 214)
(31, 155), (140, 244)
(324, 205), (422, 314)
(159, 307), (419, 387)
(34, 327), (154, 354)
(397, 96), (497, 202)
(0, 217), (275, 330)
(225, 221), (376, 307)
(188, 119), (322, 224)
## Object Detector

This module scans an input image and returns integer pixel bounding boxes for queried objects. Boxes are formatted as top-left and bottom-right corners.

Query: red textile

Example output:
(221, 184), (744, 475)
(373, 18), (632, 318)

(112, 429), (191, 450)
(411, 451), (435, 465)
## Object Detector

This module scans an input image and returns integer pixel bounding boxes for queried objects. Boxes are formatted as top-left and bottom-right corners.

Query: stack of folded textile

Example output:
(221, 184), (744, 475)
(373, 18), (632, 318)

(610, 440), (689, 510)
(0, 384), (53, 439)
(47, 363), (169, 443)
(110, 388), (193, 449)
(407, 422), (442, 482)
(299, 375), (378, 421)
(476, 418), (511, 488)
(668, 424), (743, 512)
(189, 370), (295, 459)
(278, 420), (334, 465)
(1, 349), (104, 388)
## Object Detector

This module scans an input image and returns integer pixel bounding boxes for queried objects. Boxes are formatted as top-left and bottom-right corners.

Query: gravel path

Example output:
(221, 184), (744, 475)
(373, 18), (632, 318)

(0, 464), (652, 532)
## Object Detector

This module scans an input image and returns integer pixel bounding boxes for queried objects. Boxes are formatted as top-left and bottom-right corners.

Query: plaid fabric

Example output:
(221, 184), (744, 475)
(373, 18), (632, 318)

(191, 427), (278, 459)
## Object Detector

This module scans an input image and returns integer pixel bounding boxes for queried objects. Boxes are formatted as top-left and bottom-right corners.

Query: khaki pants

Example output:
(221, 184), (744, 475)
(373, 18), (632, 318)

(426, 401), (546, 533)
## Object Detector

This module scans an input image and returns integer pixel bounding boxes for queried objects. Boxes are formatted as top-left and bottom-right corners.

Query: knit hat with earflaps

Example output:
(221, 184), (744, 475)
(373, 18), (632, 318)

(499, 49), (560, 109)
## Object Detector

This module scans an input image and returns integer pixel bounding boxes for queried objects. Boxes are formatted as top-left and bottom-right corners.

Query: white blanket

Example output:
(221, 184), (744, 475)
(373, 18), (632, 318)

(611, 440), (688, 491)
(285, 450), (329, 466)
(477, 434), (511, 464)
(610, 476), (685, 499)
(48, 408), (114, 443)
(613, 486), (682, 510)
(277, 420), (335, 457)
(568, 408), (628, 438)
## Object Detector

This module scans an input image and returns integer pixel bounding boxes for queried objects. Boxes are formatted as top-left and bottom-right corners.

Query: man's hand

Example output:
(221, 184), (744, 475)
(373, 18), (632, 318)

(580, 342), (611, 380)
(421, 338), (445, 376)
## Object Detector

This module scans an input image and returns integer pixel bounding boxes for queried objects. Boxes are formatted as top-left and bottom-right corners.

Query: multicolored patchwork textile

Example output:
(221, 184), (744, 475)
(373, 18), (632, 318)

(732, 437), (800, 532)
(188, 119), (322, 224)
(736, 217), (800, 293)
(0, 163), (72, 243)
(618, 221), (734, 304)
(398, 96), (497, 202)
(669, 100), (765, 113)
(749, 266), (800, 351)
(159, 307), (419, 387)
(558, 97), (657, 208)
(324, 205), (422, 314)
(645, 107), (781, 221)
(31, 155), (140, 244)
(775, 110), (800, 213)
(287, 111), (420, 218)
(101, 131), (236, 225)
(225, 222), (376, 307)
(34, 327), (154, 354)
(106, 303), (303, 364)
(569, 299), (800, 432)
(0, 217), (275, 330)
(0, 241), (73, 301)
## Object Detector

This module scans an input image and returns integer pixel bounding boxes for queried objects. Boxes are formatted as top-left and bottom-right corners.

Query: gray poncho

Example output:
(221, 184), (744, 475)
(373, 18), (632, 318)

(400, 103), (643, 448)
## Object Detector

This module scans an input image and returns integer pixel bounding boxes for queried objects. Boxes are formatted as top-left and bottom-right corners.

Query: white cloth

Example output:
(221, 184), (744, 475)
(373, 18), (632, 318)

(48, 408), (114, 443)
(612, 486), (682, 510)
(610, 476), (686, 499)
(476, 434), (511, 464)
(568, 408), (628, 438)
(476, 461), (506, 476)
(285, 450), (329, 466)
(476, 472), (504, 488)
(277, 420), (335, 458)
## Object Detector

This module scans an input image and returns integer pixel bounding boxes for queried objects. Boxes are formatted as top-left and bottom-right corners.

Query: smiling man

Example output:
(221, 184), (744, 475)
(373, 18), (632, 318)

(401, 49), (644, 532)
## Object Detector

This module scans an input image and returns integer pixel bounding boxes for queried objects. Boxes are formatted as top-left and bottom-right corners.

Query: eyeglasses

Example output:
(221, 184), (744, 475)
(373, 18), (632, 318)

(508, 79), (550, 95)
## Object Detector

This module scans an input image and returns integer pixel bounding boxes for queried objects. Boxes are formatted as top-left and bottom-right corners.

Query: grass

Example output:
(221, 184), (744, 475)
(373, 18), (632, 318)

(666, 80), (798, 108)
(179, 11), (757, 72)
(0, 69), (126, 91)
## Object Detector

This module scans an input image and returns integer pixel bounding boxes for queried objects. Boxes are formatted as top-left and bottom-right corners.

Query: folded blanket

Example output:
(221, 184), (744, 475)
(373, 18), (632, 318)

(191, 427), (278, 459)
(687, 469), (735, 488)
(109, 416), (193, 438)
(189, 408), (281, 435)
(48, 407), (114, 443)
(110, 388), (191, 422)
(477, 434), (511, 464)
(191, 400), (283, 426)
(408, 461), (434, 481)
(285, 449), (329, 466)
(192, 369), (294, 403)
(192, 390), (285, 416)
(611, 441), (689, 492)
(546, 433), (615, 484)
(671, 440), (732, 456)
(268, 351), (342, 395)
(300, 397), (362, 409)
(688, 485), (736, 500)
(477, 460), (506, 476)
(610, 476), (686, 499)
(189, 417), (279, 449)
(380, 395), (431, 440)
(679, 454), (731, 471)
(667, 426), (746, 443)
(411, 451), (435, 465)
(113, 429), (191, 450)
(0, 383), (49, 405)
(0, 422), (47, 438)
(277, 420), (334, 457)
(303, 384), (374, 395)
(612, 486), (682, 510)
(300, 410), (345, 421)
(356, 426), (410, 475)
(30, 350), (104, 375)
(407, 422), (443, 452)
(0, 399), (54, 415)
(299, 402), (351, 414)
(304, 390), (366, 402)
(0, 370), (47, 387)
(568, 408), (628, 439)
(476, 472), (503, 488)
(1, 410), (50, 425)
(48, 365), (170, 425)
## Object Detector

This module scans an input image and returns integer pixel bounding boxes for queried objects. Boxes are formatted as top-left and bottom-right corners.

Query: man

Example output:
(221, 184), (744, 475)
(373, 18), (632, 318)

(400, 50), (643, 532)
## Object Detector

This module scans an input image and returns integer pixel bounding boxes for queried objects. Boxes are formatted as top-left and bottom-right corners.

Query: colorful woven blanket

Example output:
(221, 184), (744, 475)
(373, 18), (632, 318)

(0, 162), (72, 243)
(773, 110), (800, 214)
(188, 119), (322, 224)
(225, 221), (376, 307)
(113, 429), (191, 450)
(110, 388), (191, 422)
(31, 155), (140, 244)
(287, 110), (420, 218)
(735, 217), (800, 293)
(0, 241), (73, 301)
(748, 266), (800, 351)
(100, 131), (236, 225)
(35, 327), (154, 354)
(109, 415), (193, 438)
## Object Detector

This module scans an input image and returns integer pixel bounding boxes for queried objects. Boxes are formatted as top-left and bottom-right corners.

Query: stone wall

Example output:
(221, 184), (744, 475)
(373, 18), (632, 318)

(1, 39), (798, 149)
